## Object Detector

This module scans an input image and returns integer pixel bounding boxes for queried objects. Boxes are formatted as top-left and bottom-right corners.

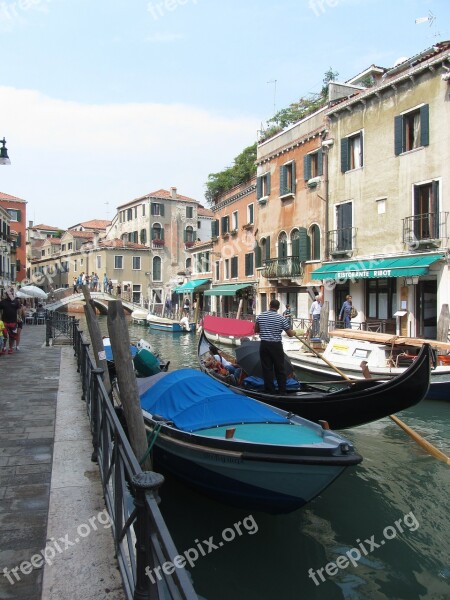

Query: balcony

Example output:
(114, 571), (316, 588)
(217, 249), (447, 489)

(261, 256), (303, 280)
(403, 212), (448, 249)
(327, 227), (357, 258)
(152, 239), (165, 249)
(184, 240), (195, 248)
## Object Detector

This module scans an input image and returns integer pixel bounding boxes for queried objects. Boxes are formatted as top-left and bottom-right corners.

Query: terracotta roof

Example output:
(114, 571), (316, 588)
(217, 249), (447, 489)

(69, 219), (111, 230)
(117, 188), (197, 209)
(68, 231), (95, 239)
(0, 192), (26, 203)
(31, 224), (61, 231)
(33, 239), (46, 248)
(197, 206), (214, 217)
(48, 238), (61, 245)
(85, 238), (148, 250)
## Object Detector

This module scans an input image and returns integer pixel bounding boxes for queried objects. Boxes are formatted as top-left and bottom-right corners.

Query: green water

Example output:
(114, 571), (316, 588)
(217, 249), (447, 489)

(82, 315), (450, 600)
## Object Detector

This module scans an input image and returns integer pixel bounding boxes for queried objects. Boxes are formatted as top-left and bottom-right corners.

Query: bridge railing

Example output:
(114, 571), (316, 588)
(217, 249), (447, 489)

(53, 312), (198, 600)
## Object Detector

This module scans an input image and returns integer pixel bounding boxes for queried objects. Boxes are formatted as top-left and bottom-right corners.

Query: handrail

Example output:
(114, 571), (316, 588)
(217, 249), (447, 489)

(51, 311), (198, 600)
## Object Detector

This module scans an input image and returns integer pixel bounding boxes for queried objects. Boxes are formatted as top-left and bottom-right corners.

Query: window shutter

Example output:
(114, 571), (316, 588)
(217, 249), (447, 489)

(220, 216), (226, 234)
(17, 210), (21, 222)
(160, 227), (164, 240)
(192, 229), (197, 240)
(231, 256), (238, 278)
(280, 165), (287, 195)
(317, 150), (323, 176)
(420, 104), (429, 147)
(255, 242), (262, 268)
(291, 161), (296, 193)
(17, 232), (22, 247)
(265, 235), (270, 260)
(340, 138), (349, 172)
(160, 203), (165, 216)
(313, 225), (321, 260)
(359, 132), (364, 167)
(291, 233), (300, 258)
(394, 115), (403, 155)
(298, 227), (309, 261)
(256, 176), (262, 199)
(304, 154), (311, 180)
(432, 180), (440, 238)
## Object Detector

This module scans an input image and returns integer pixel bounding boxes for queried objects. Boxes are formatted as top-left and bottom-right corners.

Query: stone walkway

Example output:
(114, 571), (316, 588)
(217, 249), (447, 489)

(0, 324), (124, 600)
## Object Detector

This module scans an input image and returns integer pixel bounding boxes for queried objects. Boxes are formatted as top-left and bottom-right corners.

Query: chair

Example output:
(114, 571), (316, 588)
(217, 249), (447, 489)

(36, 311), (46, 325)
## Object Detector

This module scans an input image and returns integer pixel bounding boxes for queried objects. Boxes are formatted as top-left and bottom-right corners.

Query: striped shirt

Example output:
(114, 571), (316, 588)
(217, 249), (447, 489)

(256, 310), (291, 342)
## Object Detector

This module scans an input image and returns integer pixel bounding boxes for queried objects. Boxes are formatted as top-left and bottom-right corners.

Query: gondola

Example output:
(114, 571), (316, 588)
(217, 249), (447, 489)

(198, 332), (431, 429)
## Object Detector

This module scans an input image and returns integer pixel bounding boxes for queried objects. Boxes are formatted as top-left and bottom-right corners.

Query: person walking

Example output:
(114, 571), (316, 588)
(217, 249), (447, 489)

(103, 273), (109, 293)
(309, 295), (323, 337)
(339, 294), (353, 328)
(283, 303), (293, 328)
(254, 299), (295, 393)
(0, 288), (21, 354)
(183, 296), (190, 316)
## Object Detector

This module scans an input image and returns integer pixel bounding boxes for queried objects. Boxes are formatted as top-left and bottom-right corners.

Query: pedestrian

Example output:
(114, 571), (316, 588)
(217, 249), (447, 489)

(92, 273), (98, 292)
(183, 296), (190, 316)
(0, 317), (6, 354)
(73, 277), (78, 294)
(283, 303), (293, 328)
(103, 273), (108, 293)
(164, 297), (172, 317)
(0, 288), (21, 354)
(108, 279), (113, 294)
(309, 295), (322, 337)
(254, 298), (295, 393)
(15, 301), (26, 351)
(117, 282), (121, 297)
(339, 294), (353, 328)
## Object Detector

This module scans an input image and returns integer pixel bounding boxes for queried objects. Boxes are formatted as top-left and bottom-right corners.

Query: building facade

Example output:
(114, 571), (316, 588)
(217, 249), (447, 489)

(0, 192), (27, 283)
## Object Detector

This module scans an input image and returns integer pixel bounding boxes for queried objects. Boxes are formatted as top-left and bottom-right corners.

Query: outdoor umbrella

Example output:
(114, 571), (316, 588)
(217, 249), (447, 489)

(235, 340), (294, 380)
(16, 285), (47, 299)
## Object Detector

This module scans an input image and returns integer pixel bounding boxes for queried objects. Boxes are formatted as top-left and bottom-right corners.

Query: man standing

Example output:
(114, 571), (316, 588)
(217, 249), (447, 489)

(339, 295), (353, 328)
(0, 288), (21, 354)
(254, 299), (295, 393)
(309, 295), (322, 338)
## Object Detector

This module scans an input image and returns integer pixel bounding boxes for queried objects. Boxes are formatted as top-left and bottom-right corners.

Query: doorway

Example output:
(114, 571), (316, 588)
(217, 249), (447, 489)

(416, 280), (437, 338)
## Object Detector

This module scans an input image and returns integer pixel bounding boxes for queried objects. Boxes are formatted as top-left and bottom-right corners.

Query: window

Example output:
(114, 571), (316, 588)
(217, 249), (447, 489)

(247, 204), (254, 225)
(186, 206), (194, 219)
(221, 216), (230, 235)
(232, 211), (238, 231)
(412, 181), (440, 240)
(197, 220), (201, 229)
(132, 256), (141, 270)
(395, 105), (429, 155)
(96, 256), (101, 269)
(291, 228), (309, 261)
(215, 261), (220, 280)
(41, 249), (45, 257)
(151, 223), (164, 240)
(6, 209), (21, 221)
(278, 232), (288, 258)
(256, 173), (271, 200)
(114, 255), (123, 269)
(280, 161), (296, 196)
(231, 256), (238, 278)
(245, 252), (254, 276)
(151, 203), (164, 216)
(134, 206), (137, 218)
(224, 258), (230, 280)
(140, 229), (147, 244)
(309, 224), (321, 260)
(127, 208), (132, 221)
(152, 256), (161, 281)
(142, 204), (146, 216)
(335, 202), (353, 251)
(366, 278), (397, 319)
(61, 244), (66, 251)
(74, 260), (77, 271)
(211, 219), (219, 238)
(304, 151), (323, 180)
(341, 131), (363, 172)
(68, 242), (73, 250)
(184, 226), (195, 243)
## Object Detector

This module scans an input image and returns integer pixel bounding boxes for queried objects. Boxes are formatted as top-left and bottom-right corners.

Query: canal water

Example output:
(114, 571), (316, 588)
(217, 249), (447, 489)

(82, 315), (450, 600)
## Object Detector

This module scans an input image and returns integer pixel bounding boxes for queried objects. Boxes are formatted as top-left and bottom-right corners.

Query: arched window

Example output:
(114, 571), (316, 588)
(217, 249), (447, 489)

(278, 232), (288, 258)
(310, 224), (321, 260)
(151, 223), (163, 241)
(186, 257), (192, 273)
(184, 226), (195, 243)
(291, 229), (299, 257)
(152, 256), (161, 281)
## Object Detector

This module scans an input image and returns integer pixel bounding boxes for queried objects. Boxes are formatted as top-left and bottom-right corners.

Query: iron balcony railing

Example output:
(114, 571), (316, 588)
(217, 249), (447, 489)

(327, 227), (357, 255)
(261, 256), (303, 279)
(49, 313), (198, 600)
(402, 212), (448, 247)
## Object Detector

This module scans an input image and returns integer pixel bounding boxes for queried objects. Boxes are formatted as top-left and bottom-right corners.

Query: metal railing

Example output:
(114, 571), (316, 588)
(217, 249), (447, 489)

(260, 256), (303, 279)
(52, 312), (198, 600)
(327, 227), (357, 255)
(402, 212), (448, 247)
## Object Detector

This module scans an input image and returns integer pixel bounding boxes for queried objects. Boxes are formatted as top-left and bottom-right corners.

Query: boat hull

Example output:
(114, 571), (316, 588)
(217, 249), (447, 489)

(149, 321), (195, 332)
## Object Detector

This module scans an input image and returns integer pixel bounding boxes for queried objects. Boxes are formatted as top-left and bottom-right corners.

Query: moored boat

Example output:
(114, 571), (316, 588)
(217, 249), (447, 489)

(130, 308), (148, 324)
(283, 329), (450, 401)
(200, 314), (258, 346)
(146, 313), (195, 333)
(198, 331), (431, 429)
(137, 369), (362, 514)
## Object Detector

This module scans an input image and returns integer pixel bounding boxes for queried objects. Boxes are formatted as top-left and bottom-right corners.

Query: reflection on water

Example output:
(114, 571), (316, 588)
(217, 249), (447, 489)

(78, 314), (450, 600)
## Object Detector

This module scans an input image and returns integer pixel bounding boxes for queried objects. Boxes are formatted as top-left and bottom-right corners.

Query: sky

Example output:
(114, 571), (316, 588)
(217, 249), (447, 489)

(0, 0), (449, 229)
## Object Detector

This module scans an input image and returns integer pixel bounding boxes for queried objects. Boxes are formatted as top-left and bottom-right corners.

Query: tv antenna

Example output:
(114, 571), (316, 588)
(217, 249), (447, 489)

(415, 11), (440, 39)
(267, 79), (277, 116)
(105, 200), (110, 218)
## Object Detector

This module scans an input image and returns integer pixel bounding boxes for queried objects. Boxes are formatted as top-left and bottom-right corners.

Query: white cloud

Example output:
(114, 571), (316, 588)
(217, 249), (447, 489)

(0, 87), (257, 228)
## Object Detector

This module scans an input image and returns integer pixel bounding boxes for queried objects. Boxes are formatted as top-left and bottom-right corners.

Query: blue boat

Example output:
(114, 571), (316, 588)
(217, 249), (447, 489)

(138, 369), (362, 514)
(146, 314), (195, 333)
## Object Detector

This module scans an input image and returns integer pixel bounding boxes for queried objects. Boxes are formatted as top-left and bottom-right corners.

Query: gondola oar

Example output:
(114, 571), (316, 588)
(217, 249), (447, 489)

(389, 414), (450, 466)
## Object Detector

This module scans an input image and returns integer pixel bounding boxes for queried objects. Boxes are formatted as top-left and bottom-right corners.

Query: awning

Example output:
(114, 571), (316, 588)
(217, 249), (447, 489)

(310, 254), (444, 280)
(173, 278), (210, 293)
(204, 283), (252, 296)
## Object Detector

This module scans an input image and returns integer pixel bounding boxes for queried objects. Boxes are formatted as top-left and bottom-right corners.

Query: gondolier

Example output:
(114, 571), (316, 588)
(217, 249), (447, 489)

(254, 299), (295, 393)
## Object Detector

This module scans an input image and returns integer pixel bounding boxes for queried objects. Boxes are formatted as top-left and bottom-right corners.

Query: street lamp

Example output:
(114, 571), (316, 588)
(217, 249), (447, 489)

(0, 138), (11, 165)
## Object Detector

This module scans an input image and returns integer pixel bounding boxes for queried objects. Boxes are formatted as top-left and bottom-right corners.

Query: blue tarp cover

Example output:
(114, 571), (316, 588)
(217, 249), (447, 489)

(139, 368), (288, 432)
(104, 344), (138, 362)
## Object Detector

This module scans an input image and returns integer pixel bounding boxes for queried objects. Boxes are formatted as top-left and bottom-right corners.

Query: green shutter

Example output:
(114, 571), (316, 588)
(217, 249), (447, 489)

(313, 225), (321, 260)
(420, 104), (429, 147)
(291, 161), (296, 193)
(317, 150), (323, 176)
(280, 165), (287, 195)
(304, 154), (311, 180)
(266, 173), (271, 196)
(265, 235), (270, 260)
(341, 138), (349, 172)
(394, 115), (403, 155)
(291, 234), (300, 257)
(16, 210), (21, 222)
(255, 242), (262, 268)
(160, 203), (165, 216)
(231, 256), (238, 278)
(298, 227), (309, 261)
(359, 131), (364, 167)
(211, 219), (218, 237)
(256, 176), (262, 199)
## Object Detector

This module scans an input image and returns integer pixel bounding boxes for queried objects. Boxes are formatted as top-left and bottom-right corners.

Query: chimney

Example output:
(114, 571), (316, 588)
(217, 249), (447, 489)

(170, 186), (177, 199)
(28, 220), (33, 228)
(93, 230), (99, 248)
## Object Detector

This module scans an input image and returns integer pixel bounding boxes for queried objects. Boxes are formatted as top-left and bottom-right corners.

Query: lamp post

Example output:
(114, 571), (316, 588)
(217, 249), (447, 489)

(0, 138), (11, 165)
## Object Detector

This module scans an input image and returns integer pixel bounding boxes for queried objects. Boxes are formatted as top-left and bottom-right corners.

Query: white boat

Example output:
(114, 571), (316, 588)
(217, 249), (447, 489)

(283, 329), (450, 400)
(130, 308), (148, 324)
(201, 315), (259, 346)
(146, 313), (194, 333)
